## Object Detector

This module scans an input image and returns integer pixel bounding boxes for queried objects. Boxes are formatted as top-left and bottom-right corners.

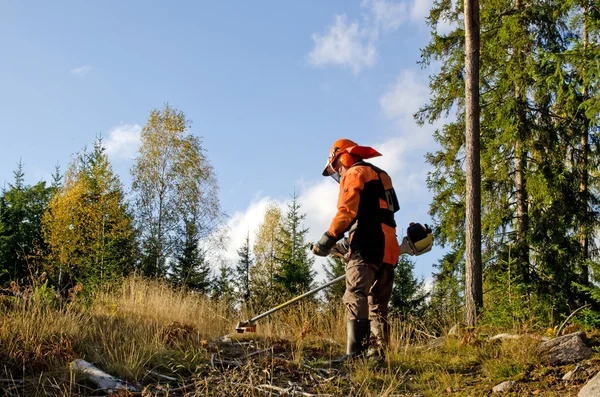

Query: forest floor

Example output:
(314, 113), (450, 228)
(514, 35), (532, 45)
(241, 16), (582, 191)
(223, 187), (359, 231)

(1, 278), (599, 396)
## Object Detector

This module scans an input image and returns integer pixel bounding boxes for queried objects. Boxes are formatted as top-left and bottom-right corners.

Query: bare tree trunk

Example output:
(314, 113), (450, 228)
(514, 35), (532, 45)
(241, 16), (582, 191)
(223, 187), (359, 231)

(579, 3), (590, 286)
(464, 0), (483, 327)
(515, 116), (529, 284)
(514, 0), (530, 286)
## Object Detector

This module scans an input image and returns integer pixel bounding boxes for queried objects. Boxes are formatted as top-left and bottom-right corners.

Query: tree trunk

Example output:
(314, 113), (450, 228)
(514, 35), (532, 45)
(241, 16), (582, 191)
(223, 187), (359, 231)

(579, 3), (590, 286)
(515, 118), (529, 284)
(464, 0), (483, 327)
(514, 0), (530, 285)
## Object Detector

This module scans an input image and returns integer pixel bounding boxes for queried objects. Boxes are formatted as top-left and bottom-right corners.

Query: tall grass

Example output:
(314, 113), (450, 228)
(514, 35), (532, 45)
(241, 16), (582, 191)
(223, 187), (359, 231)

(0, 277), (233, 393)
(0, 276), (595, 396)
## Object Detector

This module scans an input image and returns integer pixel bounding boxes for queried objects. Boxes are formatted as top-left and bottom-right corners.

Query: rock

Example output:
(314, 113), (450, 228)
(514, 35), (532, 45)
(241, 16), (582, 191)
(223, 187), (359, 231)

(579, 371), (600, 397)
(493, 380), (516, 393)
(563, 365), (586, 381)
(425, 336), (446, 350)
(564, 370), (576, 381)
(489, 333), (521, 342)
(220, 335), (232, 343)
(538, 331), (592, 365)
(448, 324), (460, 336)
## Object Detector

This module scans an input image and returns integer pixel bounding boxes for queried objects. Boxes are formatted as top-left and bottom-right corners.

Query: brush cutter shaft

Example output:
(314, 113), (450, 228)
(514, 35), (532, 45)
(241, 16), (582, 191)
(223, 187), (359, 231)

(249, 275), (346, 323)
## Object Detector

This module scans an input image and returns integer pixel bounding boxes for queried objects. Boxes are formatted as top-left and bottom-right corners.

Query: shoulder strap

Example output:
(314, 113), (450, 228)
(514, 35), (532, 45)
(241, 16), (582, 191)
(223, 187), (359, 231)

(354, 161), (400, 213)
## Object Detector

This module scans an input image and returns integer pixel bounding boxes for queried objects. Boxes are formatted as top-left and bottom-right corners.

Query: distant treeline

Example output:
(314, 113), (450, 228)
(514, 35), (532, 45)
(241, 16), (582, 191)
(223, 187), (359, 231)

(0, 104), (428, 320)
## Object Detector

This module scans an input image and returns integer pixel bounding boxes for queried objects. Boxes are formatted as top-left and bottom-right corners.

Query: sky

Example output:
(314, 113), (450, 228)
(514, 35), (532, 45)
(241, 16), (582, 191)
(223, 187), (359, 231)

(0, 0), (454, 283)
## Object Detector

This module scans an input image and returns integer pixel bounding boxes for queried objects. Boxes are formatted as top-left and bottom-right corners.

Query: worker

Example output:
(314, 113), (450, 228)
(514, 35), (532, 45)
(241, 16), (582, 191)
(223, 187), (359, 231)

(312, 138), (406, 363)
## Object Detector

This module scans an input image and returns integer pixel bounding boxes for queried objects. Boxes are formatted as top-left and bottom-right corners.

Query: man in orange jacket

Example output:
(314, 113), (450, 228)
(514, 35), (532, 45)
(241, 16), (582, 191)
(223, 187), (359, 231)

(312, 139), (401, 362)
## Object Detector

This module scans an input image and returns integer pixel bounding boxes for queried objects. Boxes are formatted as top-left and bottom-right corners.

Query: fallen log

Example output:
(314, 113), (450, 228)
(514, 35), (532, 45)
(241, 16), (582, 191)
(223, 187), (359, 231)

(70, 359), (138, 393)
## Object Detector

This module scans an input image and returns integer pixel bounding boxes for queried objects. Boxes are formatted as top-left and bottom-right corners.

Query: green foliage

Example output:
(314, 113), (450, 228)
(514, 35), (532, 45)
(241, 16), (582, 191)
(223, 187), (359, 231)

(428, 250), (463, 325)
(171, 220), (211, 293)
(481, 247), (554, 329)
(131, 104), (220, 278)
(42, 138), (137, 292)
(235, 231), (253, 305)
(420, 0), (600, 323)
(390, 256), (429, 318)
(323, 256), (345, 306)
(0, 161), (56, 285)
(211, 262), (236, 311)
(274, 190), (315, 297)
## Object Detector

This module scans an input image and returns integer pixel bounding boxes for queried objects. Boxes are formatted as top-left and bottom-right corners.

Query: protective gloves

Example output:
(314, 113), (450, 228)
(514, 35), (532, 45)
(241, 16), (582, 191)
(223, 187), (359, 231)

(330, 237), (350, 260)
(312, 232), (337, 257)
(399, 236), (415, 255)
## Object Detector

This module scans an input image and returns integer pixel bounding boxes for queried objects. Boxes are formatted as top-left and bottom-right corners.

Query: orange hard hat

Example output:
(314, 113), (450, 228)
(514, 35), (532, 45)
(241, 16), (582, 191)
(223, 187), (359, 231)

(322, 139), (382, 177)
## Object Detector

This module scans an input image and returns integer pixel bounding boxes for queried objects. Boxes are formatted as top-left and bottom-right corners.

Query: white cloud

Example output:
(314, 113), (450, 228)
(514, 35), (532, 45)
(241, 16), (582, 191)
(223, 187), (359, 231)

(308, 0), (432, 73)
(363, 0), (409, 32)
(221, 130), (438, 281)
(220, 67), (449, 283)
(221, 196), (281, 263)
(308, 15), (377, 74)
(104, 124), (142, 160)
(379, 70), (429, 123)
(410, 0), (434, 22)
(70, 65), (92, 76)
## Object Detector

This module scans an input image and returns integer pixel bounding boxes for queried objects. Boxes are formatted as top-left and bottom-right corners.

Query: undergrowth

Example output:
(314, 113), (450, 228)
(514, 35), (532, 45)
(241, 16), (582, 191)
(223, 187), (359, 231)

(0, 277), (598, 396)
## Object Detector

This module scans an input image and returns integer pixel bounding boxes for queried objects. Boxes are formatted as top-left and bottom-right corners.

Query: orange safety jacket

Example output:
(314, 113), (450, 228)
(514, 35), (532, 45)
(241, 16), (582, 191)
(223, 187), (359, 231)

(327, 161), (400, 266)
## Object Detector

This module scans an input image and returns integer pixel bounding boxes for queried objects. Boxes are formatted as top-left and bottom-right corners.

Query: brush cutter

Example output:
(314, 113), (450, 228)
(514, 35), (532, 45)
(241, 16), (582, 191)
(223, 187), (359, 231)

(236, 242), (349, 333)
(235, 274), (345, 333)
(235, 222), (434, 334)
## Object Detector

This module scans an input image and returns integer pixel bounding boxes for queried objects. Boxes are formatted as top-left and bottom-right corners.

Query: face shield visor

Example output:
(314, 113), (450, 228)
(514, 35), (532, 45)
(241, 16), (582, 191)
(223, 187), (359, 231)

(322, 161), (341, 183)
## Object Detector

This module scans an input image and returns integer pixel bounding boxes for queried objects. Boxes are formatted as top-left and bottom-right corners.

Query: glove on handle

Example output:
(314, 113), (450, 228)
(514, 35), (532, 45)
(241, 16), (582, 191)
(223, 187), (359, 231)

(312, 232), (337, 257)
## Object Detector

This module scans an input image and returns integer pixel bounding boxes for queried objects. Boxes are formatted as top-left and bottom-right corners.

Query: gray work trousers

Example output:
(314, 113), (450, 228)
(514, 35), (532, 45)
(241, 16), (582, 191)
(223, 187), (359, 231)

(343, 253), (395, 349)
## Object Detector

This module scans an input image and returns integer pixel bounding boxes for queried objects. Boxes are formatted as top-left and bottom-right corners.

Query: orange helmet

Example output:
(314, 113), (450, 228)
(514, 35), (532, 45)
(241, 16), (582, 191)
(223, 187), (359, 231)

(322, 139), (382, 178)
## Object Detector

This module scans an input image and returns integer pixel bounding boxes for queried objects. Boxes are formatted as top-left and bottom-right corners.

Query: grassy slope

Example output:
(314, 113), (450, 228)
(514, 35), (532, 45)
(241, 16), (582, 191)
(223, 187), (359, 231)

(0, 278), (598, 396)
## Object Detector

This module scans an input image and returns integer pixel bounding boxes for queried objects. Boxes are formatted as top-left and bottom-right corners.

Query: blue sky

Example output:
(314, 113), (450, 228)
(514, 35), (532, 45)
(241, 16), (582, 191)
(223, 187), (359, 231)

(0, 0), (453, 282)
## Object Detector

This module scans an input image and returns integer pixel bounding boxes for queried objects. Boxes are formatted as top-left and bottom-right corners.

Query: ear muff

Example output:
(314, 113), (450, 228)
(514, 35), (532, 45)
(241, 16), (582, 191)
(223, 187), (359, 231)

(338, 152), (355, 167)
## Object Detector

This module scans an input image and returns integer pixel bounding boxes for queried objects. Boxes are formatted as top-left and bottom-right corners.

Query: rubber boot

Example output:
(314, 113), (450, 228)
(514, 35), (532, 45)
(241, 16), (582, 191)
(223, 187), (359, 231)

(333, 320), (370, 365)
(368, 319), (390, 362)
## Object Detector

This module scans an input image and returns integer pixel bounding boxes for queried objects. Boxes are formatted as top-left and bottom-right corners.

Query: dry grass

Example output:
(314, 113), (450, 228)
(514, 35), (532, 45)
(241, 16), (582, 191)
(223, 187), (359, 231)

(0, 277), (599, 396)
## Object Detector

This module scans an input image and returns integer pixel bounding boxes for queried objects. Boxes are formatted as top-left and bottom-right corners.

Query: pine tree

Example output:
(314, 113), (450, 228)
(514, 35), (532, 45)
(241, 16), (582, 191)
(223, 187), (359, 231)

(463, 0), (482, 326)
(275, 190), (315, 297)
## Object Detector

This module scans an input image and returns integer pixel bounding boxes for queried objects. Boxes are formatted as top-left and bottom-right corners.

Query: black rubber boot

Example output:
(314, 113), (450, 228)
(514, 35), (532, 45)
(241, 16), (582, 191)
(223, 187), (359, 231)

(368, 318), (390, 362)
(333, 320), (370, 365)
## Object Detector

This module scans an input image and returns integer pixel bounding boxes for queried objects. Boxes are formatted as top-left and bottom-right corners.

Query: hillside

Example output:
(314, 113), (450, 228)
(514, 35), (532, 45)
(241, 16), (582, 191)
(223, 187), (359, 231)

(1, 278), (599, 396)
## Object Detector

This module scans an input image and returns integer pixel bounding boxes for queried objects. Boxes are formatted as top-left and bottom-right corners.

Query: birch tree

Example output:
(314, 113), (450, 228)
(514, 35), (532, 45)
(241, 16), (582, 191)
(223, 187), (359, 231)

(131, 104), (220, 278)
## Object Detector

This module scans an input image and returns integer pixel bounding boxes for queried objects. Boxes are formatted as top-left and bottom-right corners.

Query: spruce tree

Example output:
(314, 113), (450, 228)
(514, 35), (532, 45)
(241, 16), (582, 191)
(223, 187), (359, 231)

(275, 190), (315, 297)
(428, 250), (464, 325)
(390, 256), (429, 319)
(211, 262), (236, 311)
(235, 231), (253, 305)
(323, 257), (346, 306)
(0, 161), (54, 284)
(42, 138), (136, 291)
(171, 219), (211, 293)
(419, 0), (590, 320)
